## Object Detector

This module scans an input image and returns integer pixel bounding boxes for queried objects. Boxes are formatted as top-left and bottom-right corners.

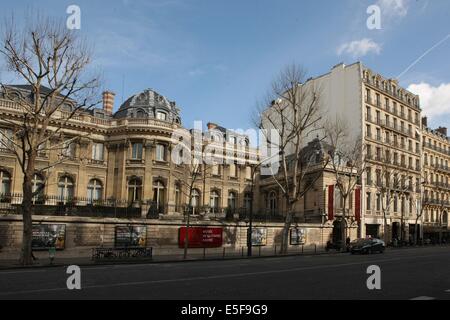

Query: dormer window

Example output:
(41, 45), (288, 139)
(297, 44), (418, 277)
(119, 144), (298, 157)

(136, 110), (145, 118)
(156, 111), (167, 121)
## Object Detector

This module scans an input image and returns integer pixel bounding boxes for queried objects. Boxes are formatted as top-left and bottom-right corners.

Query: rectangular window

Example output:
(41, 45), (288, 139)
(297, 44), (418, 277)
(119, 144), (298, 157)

(131, 143), (143, 160)
(229, 164), (237, 178)
(156, 112), (167, 121)
(63, 141), (76, 158)
(366, 193), (371, 211)
(245, 166), (252, 180)
(0, 128), (13, 149)
(92, 143), (104, 161)
(155, 144), (165, 161)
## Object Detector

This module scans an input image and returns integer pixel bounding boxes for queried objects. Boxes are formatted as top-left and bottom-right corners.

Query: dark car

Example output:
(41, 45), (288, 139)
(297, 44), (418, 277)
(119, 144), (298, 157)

(350, 238), (385, 254)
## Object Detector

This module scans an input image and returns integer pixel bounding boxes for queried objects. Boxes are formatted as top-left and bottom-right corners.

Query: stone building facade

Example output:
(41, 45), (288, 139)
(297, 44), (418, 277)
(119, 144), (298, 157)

(421, 119), (450, 241)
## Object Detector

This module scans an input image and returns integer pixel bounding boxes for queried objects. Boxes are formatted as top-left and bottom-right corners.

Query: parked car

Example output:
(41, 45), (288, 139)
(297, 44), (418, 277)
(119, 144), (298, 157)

(350, 238), (385, 254)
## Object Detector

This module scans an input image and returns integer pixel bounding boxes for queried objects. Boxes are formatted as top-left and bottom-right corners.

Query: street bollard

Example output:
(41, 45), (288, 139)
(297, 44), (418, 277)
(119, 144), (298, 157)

(302, 245), (304, 254)
(223, 247), (226, 259)
(241, 247), (244, 257)
(274, 245), (277, 255)
(259, 246), (261, 257)
(315, 244), (317, 254)
(203, 247), (206, 260)
(49, 247), (56, 265)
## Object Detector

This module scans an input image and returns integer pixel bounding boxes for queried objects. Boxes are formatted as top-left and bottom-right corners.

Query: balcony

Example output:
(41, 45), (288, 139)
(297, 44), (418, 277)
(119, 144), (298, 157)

(423, 142), (450, 156)
(433, 163), (450, 174)
(0, 194), (142, 219)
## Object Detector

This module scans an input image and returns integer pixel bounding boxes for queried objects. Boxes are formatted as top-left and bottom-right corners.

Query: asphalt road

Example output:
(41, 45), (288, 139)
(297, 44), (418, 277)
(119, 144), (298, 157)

(0, 246), (449, 300)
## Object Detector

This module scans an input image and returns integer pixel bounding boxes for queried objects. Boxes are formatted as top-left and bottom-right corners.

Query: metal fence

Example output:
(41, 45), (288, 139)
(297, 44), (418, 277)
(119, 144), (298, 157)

(0, 193), (324, 223)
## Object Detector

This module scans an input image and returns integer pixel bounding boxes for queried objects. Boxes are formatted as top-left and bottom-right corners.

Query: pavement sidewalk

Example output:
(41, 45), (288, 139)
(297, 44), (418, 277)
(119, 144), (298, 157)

(1, 244), (448, 271)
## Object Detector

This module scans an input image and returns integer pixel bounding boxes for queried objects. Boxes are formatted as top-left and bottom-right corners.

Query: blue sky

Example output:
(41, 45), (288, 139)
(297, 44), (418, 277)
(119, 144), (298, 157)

(1, 0), (450, 130)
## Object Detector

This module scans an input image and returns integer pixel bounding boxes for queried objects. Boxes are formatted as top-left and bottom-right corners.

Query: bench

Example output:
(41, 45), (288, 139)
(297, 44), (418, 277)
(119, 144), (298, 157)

(92, 247), (153, 262)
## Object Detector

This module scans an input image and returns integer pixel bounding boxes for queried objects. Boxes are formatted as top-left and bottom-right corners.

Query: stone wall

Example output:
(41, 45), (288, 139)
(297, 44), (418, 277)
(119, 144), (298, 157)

(0, 215), (349, 259)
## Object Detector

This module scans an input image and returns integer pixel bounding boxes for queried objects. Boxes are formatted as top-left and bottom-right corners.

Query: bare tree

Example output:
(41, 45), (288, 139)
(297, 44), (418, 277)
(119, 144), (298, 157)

(257, 64), (326, 254)
(325, 118), (367, 251)
(0, 15), (100, 265)
(172, 129), (215, 259)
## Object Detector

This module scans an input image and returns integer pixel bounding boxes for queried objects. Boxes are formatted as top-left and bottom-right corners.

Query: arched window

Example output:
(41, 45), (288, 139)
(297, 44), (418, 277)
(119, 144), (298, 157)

(128, 178), (142, 203)
(210, 190), (220, 212)
(153, 180), (165, 212)
(0, 170), (11, 195)
(136, 109), (145, 118)
(87, 179), (103, 202)
(58, 176), (74, 201)
(228, 191), (237, 210)
(268, 191), (277, 214)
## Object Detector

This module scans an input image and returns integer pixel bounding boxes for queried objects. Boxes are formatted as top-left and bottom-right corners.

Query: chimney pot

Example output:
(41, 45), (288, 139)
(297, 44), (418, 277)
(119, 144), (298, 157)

(437, 127), (448, 137)
(102, 91), (115, 115)
(421, 116), (428, 128)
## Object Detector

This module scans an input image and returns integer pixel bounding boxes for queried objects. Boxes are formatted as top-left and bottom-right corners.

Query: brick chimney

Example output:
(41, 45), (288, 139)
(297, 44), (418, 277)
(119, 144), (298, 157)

(421, 116), (428, 128)
(102, 91), (115, 115)
(436, 127), (448, 137)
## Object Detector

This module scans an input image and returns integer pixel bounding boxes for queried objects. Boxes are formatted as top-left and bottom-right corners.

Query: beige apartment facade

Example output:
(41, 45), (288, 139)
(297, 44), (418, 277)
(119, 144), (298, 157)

(422, 120), (450, 242)
(261, 62), (428, 243)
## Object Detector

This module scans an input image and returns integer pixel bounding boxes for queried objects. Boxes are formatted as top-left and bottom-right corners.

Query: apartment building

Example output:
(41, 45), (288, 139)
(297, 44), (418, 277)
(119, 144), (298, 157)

(422, 118), (450, 241)
(262, 62), (424, 242)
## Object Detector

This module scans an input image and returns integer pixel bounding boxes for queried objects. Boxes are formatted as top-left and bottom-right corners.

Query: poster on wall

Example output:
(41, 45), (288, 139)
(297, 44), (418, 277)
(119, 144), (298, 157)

(32, 224), (66, 250)
(115, 226), (147, 248)
(249, 228), (267, 246)
(290, 228), (306, 245)
(179, 227), (223, 248)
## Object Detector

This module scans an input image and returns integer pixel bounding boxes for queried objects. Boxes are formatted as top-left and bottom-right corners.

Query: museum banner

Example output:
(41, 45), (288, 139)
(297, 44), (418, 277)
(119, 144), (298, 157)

(179, 227), (223, 248)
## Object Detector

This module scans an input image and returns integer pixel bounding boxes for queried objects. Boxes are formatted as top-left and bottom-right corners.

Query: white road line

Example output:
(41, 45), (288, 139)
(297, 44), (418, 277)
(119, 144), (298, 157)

(0, 253), (446, 297)
(0, 269), (48, 275)
(410, 296), (436, 300)
(445, 289), (450, 293)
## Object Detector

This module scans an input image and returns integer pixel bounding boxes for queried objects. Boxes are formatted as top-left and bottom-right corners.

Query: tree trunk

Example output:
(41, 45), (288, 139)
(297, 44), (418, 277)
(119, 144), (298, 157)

(280, 205), (294, 254)
(414, 215), (420, 245)
(20, 171), (34, 266)
(341, 202), (347, 251)
(183, 189), (194, 260)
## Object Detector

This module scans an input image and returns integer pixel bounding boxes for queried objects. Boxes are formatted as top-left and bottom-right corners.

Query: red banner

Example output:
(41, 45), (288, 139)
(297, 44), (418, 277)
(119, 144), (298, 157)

(355, 187), (361, 223)
(328, 185), (334, 221)
(179, 227), (223, 248)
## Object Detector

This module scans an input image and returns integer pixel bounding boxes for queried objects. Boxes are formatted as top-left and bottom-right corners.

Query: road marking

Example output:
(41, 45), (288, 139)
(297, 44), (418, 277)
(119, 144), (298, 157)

(0, 252), (447, 297)
(410, 296), (436, 300)
(445, 289), (450, 293)
(0, 269), (48, 275)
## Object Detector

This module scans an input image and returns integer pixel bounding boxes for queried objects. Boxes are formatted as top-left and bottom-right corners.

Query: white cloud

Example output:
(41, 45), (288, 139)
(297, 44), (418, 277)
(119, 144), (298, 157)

(337, 38), (382, 58)
(407, 82), (450, 118)
(376, 0), (410, 18)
